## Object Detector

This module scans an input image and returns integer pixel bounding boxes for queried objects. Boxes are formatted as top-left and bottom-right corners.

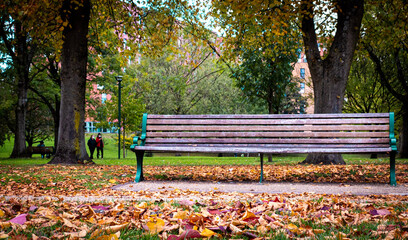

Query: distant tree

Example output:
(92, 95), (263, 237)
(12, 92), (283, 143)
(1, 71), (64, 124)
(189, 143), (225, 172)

(361, 0), (408, 157)
(0, 2), (38, 158)
(25, 101), (53, 147)
(28, 51), (61, 150)
(0, 72), (13, 146)
(344, 51), (399, 114)
(232, 43), (305, 114)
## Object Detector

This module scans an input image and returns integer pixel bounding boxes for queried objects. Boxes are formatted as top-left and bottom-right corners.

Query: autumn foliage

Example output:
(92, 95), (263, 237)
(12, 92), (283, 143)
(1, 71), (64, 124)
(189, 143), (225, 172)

(1, 164), (408, 239)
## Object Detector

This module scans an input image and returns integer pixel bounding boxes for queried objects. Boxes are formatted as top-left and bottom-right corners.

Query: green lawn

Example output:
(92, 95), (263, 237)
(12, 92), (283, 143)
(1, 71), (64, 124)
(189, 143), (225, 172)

(1, 134), (407, 166)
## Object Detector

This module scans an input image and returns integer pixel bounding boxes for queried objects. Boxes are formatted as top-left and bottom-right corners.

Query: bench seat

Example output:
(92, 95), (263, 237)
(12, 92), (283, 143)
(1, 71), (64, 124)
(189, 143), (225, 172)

(132, 146), (393, 154)
(130, 113), (397, 185)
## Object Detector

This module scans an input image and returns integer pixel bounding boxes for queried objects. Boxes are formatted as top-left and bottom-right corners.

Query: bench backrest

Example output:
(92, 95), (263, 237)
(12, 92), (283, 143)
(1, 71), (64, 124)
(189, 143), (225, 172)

(28, 146), (54, 154)
(140, 113), (396, 151)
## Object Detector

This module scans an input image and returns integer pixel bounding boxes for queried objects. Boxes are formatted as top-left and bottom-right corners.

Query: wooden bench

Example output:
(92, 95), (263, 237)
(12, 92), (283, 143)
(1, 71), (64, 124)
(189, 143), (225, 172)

(28, 146), (54, 158)
(130, 113), (397, 185)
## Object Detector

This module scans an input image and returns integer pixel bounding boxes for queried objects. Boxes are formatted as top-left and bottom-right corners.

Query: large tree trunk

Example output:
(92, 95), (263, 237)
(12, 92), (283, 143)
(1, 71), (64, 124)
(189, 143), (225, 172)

(10, 21), (31, 158)
(399, 109), (408, 158)
(53, 95), (60, 152)
(48, 0), (91, 164)
(300, 0), (364, 165)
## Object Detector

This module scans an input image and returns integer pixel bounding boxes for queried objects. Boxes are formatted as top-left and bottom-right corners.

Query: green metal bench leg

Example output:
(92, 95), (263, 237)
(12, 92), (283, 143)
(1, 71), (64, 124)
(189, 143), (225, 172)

(260, 153), (264, 183)
(390, 151), (396, 186)
(135, 151), (145, 183)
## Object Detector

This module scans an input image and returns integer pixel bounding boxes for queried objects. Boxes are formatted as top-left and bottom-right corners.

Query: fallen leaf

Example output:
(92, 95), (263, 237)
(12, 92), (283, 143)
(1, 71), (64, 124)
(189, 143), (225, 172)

(90, 224), (129, 239)
(200, 228), (216, 237)
(63, 230), (87, 238)
(241, 211), (256, 221)
(173, 211), (188, 220)
(0, 233), (9, 239)
(168, 229), (201, 240)
(8, 214), (27, 225)
(146, 217), (165, 234)
(95, 232), (120, 240)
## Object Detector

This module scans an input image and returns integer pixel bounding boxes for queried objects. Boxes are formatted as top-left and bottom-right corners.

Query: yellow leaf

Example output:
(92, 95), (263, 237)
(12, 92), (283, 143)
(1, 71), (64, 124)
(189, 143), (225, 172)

(137, 202), (148, 209)
(286, 223), (299, 234)
(173, 211), (188, 220)
(241, 210), (256, 221)
(0, 233), (9, 239)
(0, 210), (4, 218)
(109, 179), (117, 184)
(146, 217), (165, 234)
(201, 228), (217, 237)
(313, 229), (325, 234)
(90, 224), (128, 239)
(95, 232), (120, 240)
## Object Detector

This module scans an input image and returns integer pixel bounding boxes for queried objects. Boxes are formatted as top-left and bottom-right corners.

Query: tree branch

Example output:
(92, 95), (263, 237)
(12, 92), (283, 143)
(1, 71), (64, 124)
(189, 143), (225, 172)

(395, 48), (408, 93)
(365, 44), (405, 102)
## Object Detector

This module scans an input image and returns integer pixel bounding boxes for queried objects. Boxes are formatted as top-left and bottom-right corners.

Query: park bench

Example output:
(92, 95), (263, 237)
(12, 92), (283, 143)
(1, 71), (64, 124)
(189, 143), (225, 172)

(130, 113), (398, 185)
(27, 146), (54, 158)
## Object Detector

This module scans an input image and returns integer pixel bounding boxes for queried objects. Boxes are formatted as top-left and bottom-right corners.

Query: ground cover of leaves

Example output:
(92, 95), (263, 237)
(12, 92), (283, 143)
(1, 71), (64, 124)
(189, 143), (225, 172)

(1, 164), (408, 239)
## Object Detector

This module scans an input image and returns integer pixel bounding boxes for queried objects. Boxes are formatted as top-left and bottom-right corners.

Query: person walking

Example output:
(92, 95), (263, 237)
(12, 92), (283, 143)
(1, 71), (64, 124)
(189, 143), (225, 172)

(87, 135), (97, 159)
(96, 133), (104, 159)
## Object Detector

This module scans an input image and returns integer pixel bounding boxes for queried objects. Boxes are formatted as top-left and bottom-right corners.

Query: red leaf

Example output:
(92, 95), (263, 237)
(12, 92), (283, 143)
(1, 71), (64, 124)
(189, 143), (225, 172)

(208, 209), (222, 215)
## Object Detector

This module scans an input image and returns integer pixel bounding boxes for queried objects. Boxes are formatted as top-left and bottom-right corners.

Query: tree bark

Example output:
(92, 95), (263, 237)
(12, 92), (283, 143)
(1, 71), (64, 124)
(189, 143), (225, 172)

(48, 0), (91, 164)
(9, 20), (32, 158)
(300, 0), (364, 165)
(399, 109), (408, 158)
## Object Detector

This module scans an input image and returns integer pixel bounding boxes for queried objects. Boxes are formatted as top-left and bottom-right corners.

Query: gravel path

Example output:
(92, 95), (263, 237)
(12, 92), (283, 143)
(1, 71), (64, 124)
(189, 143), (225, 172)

(113, 180), (408, 196)
(4, 181), (407, 203)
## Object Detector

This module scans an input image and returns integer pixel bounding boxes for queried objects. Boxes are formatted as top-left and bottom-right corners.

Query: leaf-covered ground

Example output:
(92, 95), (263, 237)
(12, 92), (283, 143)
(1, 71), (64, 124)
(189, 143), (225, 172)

(1, 164), (408, 239)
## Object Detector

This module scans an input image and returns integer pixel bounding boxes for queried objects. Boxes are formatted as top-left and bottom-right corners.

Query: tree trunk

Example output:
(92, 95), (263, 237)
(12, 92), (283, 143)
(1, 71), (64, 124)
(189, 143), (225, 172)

(399, 108), (408, 158)
(123, 127), (126, 158)
(300, 0), (364, 165)
(267, 100), (274, 162)
(48, 0), (91, 164)
(53, 95), (60, 151)
(10, 21), (31, 158)
(10, 84), (29, 158)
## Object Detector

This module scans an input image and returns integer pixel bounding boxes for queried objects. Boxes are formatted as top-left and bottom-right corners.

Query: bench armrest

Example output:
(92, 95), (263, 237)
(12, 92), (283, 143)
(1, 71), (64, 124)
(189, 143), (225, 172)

(130, 135), (146, 150)
(130, 113), (148, 150)
(389, 112), (398, 152)
(390, 138), (397, 152)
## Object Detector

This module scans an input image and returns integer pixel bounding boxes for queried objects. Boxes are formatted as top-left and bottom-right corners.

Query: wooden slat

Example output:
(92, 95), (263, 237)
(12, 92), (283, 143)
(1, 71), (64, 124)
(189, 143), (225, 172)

(132, 146), (392, 154)
(147, 118), (389, 125)
(147, 143), (390, 148)
(148, 113), (389, 119)
(147, 131), (389, 138)
(147, 125), (389, 132)
(146, 138), (390, 144)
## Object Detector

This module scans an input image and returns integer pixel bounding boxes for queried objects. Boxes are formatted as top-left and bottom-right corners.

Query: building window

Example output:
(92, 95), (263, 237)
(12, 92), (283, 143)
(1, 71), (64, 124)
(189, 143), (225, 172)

(300, 68), (305, 79)
(85, 122), (97, 133)
(300, 82), (305, 94)
(101, 93), (107, 104)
